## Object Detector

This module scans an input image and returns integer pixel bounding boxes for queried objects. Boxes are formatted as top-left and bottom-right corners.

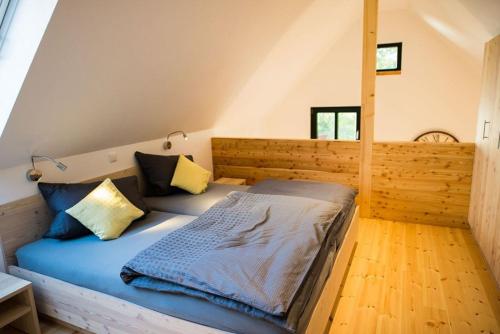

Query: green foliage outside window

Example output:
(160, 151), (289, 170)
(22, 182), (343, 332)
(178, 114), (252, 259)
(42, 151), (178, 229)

(338, 113), (357, 140)
(317, 113), (335, 139)
(377, 46), (398, 70)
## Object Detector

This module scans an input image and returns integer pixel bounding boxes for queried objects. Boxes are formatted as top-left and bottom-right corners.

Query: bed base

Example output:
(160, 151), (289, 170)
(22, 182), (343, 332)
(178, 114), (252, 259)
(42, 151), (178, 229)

(8, 207), (358, 334)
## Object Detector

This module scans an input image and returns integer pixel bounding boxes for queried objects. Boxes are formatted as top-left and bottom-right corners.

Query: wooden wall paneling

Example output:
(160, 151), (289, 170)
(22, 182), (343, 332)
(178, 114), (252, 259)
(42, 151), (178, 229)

(212, 138), (360, 187)
(0, 167), (138, 270)
(214, 165), (359, 188)
(371, 142), (474, 228)
(468, 35), (500, 286)
(359, 0), (378, 219)
(212, 138), (475, 228)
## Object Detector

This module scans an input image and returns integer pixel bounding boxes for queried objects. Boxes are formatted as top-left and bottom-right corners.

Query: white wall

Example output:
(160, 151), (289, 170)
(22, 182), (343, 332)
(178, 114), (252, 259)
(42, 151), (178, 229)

(215, 9), (482, 142)
(376, 9), (481, 141)
(0, 129), (213, 205)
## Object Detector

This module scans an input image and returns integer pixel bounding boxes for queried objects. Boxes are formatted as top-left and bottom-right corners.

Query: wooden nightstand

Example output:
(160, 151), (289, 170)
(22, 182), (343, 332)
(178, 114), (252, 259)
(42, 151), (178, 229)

(214, 177), (247, 186)
(0, 273), (40, 334)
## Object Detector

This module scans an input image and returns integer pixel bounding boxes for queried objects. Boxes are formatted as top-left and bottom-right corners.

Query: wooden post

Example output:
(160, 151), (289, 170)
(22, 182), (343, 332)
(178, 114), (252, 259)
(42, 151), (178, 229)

(359, 0), (378, 218)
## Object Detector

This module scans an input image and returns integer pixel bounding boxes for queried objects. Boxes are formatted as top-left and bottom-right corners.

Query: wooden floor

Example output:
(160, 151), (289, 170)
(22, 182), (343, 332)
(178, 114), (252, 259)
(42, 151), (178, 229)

(6, 219), (499, 334)
(330, 219), (500, 333)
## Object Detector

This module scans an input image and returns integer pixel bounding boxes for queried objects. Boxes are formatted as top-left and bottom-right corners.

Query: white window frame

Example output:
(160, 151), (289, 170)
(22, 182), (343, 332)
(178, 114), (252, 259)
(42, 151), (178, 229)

(0, 0), (18, 50)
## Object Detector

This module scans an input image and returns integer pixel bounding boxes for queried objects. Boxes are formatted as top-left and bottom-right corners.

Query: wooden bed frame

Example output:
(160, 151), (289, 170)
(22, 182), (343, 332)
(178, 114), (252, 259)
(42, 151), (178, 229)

(0, 167), (359, 334)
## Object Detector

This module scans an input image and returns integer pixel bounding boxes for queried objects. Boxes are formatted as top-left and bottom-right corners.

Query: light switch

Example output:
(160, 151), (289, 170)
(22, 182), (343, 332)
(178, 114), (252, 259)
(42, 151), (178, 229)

(108, 151), (118, 163)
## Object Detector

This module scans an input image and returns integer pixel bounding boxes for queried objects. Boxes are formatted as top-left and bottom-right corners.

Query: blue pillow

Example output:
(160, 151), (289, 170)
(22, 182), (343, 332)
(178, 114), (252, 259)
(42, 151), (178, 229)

(135, 152), (193, 196)
(39, 176), (149, 239)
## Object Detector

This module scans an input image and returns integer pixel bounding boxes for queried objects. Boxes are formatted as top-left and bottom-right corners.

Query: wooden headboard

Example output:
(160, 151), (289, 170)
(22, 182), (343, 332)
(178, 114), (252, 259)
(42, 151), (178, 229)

(212, 138), (475, 228)
(0, 166), (140, 270)
(212, 138), (360, 187)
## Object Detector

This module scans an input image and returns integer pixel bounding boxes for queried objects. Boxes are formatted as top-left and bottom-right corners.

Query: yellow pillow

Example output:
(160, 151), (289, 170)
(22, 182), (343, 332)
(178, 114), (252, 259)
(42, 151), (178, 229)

(170, 155), (211, 194)
(65, 178), (144, 240)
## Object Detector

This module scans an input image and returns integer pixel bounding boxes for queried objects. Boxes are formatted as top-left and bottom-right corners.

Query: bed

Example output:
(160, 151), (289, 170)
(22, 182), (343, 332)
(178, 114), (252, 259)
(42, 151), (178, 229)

(1, 168), (359, 334)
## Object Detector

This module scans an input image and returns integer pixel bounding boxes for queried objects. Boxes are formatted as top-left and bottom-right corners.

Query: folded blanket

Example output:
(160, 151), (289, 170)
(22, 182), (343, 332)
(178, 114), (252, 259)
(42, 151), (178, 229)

(121, 191), (341, 319)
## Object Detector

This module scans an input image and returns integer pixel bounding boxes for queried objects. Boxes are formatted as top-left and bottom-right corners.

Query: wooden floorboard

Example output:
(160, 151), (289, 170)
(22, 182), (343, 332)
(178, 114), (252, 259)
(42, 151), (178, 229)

(10, 219), (499, 334)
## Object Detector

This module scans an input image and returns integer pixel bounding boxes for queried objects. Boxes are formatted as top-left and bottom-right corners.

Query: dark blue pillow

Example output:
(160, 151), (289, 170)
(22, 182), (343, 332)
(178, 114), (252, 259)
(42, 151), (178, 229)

(135, 152), (193, 196)
(39, 176), (149, 239)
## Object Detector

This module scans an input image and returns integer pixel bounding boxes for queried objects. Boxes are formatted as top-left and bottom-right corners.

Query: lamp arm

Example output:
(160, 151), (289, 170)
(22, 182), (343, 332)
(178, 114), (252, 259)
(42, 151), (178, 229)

(27, 155), (67, 182)
(32, 155), (57, 165)
(31, 155), (67, 171)
(31, 155), (57, 167)
(166, 131), (187, 140)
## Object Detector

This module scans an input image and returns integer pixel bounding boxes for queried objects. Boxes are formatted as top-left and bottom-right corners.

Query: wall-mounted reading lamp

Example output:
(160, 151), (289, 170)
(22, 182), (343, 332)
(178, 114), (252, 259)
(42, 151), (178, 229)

(163, 130), (188, 150)
(26, 155), (67, 182)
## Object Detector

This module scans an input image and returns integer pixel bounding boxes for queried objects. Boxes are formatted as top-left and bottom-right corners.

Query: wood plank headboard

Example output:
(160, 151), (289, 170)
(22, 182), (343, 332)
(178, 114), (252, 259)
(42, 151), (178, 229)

(0, 166), (140, 270)
(212, 138), (360, 187)
(212, 138), (475, 228)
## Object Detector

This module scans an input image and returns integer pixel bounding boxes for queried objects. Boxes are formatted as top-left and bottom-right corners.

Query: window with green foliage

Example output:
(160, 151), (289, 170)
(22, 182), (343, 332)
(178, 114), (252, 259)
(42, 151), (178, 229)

(376, 42), (402, 72)
(311, 107), (360, 140)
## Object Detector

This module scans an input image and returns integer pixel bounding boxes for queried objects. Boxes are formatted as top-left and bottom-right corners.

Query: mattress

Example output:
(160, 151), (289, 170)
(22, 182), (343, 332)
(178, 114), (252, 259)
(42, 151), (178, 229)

(144, 183), (250, 216)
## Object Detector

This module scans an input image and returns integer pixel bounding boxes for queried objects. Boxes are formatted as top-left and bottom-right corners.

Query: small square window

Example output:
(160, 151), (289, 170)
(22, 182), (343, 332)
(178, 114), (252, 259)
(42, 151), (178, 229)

(311, 107), (360, 140)
(376, 42), (402, 73)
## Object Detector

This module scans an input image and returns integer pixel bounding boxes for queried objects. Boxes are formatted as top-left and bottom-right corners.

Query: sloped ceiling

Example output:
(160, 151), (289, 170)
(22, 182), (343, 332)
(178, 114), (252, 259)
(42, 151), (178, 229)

(215, 0), (363, 135)
(1, 0), (499, 169)
(0, 0), (312, 168)
(458, 0), (500, 35)
(409, 0), (499, 60)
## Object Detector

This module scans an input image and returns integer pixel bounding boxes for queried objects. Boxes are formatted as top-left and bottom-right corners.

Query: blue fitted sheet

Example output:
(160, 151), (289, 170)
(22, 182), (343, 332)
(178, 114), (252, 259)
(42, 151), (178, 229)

(17, 212), (292, 334)
(16, 207), (354, 334)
